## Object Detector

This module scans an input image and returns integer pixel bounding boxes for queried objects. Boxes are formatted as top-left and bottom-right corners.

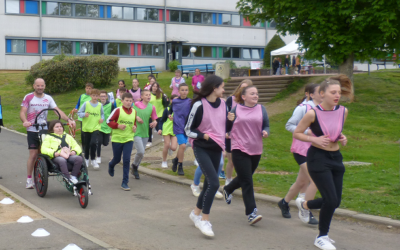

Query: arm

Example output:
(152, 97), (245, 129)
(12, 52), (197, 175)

(261, 105), (270, 136)
(74, 95), (81, 110)
(226, 96), (233, 111)
(159, 108), (169, 131)
(41, 137), (58, 158)
(151, 106), (158, 120)
(294, 110), (330, 147)
(226, 106), (236, 133)
(168, 102), (174, 115)
(20, 106), (31, 127)
(185, 101), (205, 139)
(77, 102), (87, 118)
(162, 95), (170, 108)
(285, 106), (309, 134)
(107, 108), (120, 129)
(67, 134), (82, 155)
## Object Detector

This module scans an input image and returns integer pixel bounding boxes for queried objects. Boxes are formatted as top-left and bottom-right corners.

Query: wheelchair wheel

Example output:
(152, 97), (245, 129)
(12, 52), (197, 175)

(77, 185), (89, 208)
(34, 156), (48, 197)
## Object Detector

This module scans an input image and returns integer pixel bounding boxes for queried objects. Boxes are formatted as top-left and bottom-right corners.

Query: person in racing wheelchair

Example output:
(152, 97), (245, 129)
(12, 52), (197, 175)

(41, 120), (82, 184)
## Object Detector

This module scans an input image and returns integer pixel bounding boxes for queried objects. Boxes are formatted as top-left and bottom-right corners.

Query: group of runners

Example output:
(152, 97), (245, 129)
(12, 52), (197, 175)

(19, 69), (352, 250)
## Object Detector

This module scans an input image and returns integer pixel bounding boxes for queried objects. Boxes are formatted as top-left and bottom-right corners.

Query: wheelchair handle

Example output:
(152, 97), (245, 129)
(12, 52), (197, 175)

(31, 108), (61, 130)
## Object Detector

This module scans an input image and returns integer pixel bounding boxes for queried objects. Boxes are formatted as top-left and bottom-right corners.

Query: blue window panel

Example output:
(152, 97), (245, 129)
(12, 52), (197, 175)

(42, 41), (47, 54)
(218, 14), (222, 25)
(107, 6), (111, 18)
(212, 13), (216, 24)
(6, 40), (12, 53)
(260, 49), (264, 59)
(99, 6), (104, 18)
(25, 0), (38, 14)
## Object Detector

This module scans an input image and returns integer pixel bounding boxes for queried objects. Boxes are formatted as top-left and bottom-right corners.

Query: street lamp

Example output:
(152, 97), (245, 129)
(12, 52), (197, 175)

(190, 47), (197, 65)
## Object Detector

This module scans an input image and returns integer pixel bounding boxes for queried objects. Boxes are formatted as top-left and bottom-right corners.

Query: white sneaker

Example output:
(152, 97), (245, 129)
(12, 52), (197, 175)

(162, 138), (164, 142)
(225, 178), (232, 186)
(215, 191), (223, 199)
(85, 159), (90, 167)
(194, 159), (199, 166)
(70, 176), (78, 184)
(296, 197), (310, 223)
(195, 220), (215, 237)
(91, 160), (100, 170)
(189, 210), (202, 227)
(161, 161), (168, 168)
(26, 178), (34, 189)
(96, 157), (101, 164)
(314, 235), (336, 250)
(190, 184), (200, 197)
(168, 148), (173, 156)
(146, 142), (152, 147)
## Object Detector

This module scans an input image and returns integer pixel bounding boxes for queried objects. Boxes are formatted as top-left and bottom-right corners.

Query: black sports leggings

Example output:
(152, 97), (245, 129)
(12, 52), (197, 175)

(83, 131), (99, 160)
(193, 145), (222, 214)
(306, 146), (345, 236)
(96, 131), (110, 157)
(224, 150), (261, 215)
(148, 118), (161, 143)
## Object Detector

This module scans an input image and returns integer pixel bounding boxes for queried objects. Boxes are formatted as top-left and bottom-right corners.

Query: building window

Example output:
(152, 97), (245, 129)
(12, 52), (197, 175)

(136, 8), (146, 20)
(182, 45), (190, 57)
(202, 13), (212, 24)
(47, 41), (60, 54)
(60, 3), (72, 16)
(80, 42), (92, 54)
(222, 47), (231, 58)
(231, 14), (240, 26)
(193, 12), (201, 23)
(181, 11), (190, 22)
(194, 48), (202, 57)
(243, 49), (251, 59)
(222, 14), (231, 25)
(203, 46), (212, 57)
(142, 44), (153, 56)
(93, 42), (104, 54)
(47, 2), (59, 15)
(268, 20), (277, 28)
(11, 40), (25, 53)
(61, 41), (72, 54)
(107, 43), (118, 55)
(141, 44), (164, 56)
(119, 44), (130, 55)
(111, 6), (122, 19)
(154, 45), (164, 56)
(87, 5), (99, 18)
(170, 10), (179, 22)
(252, 49), (260, 59)
(146, 9), (158, 21)
(5, 0), (19, 14)
(75, 4), (86, 17)
(123, 7), (134, 20)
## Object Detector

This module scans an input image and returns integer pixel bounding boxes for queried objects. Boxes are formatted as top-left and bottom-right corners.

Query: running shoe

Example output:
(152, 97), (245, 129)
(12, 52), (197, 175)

(85, 159), (90, 167)
(189, 210), (202, 227)
(121, 183), (131, 191)
(108, 165), (114, 177)
(190, 184), (200, 197)
(91, 160), (100, 170)
(172, 157), (178, 172)
(219, 171), (226, 179)
(194, 159), (199, 166)
(278, 198), (291, 218)
(223, 187), (232, 205)
(146, 142), (152, 148)
(215, 191), (223, 199)
(314, 235), (336, 250)
(177, 163), (184, 175)
(70, 176), (78, 184)
(248, 208), (262, 225)
(309, 211), (319, 225)
(296, 197), (310, 224)
(96, 157), (101, 164)
(161, 161), (168, 169)
(131, 164), (140, 179)
(25, 178), (34, 189)
(195, 220), (214, 237)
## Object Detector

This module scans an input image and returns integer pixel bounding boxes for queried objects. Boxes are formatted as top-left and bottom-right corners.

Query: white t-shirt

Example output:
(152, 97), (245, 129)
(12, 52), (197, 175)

(21, 93), (57, 132)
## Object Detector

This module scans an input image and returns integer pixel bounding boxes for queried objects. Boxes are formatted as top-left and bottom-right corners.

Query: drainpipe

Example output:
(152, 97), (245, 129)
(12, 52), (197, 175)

(164, 0), (167, 69)
(39, 0), (42, 61)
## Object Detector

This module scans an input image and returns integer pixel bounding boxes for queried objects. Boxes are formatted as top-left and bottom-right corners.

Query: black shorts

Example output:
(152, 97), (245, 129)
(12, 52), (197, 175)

(293, 153), (307, 165)
(27, 131), (47, 149)
(225, 138), (232, 153)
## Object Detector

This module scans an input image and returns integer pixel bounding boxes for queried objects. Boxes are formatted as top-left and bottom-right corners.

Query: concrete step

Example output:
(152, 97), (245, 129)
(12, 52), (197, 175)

(226, 79), (292, 85)
(258, 97), (273, 102)
(224, 84), (288, 91)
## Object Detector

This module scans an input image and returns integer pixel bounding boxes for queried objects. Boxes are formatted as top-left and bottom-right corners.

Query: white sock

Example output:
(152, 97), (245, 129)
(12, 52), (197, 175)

(298, 193), (306, 199)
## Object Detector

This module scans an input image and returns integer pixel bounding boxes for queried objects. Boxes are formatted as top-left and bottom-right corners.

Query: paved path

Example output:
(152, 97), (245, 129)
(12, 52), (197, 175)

(0, 129), (399, 250)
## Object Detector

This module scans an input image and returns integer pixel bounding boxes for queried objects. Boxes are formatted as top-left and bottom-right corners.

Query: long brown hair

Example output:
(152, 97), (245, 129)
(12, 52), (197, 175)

(233, 79), (253, 103)
(296, 83), (319, 105)
(48, 120), (64, 134)
(151, 82), (162, 99)
(236, 86), (258, 104)
(326, 74), (354, 101)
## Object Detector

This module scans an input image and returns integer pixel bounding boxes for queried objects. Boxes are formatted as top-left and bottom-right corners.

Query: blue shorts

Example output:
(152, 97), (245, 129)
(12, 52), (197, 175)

(176, 133), (188, 145)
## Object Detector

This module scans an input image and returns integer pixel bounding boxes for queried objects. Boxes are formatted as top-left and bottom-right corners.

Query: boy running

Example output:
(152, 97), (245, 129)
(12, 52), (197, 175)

(73, 83), (93, 148)
(96, 90), (114, 164)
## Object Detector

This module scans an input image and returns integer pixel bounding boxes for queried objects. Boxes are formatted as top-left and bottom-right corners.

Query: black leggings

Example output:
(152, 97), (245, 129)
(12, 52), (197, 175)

(193, 145), (222, 214)
(96, 131), (110, 157)
(224, 150), (261, 215)
(83, 131), (99, 160)
(148, 118), (161, 143)
(306, 146), (345, 236)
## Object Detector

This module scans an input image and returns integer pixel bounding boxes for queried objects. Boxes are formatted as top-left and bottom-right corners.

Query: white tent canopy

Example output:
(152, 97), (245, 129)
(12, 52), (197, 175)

(271, 39), (303, 56)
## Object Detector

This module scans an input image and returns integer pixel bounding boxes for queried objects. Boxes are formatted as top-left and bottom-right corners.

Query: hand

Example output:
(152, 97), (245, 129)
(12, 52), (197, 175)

(137, 117), (143, 124)
(118, 124), (126, 130)
(85, 112), (90, 117)
(68, 120), (76, 128)
(225, 133), (230, 139)
(312, 135), (331, 148)
(23, 121), (31, 128)
(262, 130), (269, 138)
(227, 112), (235, 121)
(132, 125), (137, 133)
(338, 134), (348, 146)
(204, 134), (209, 141)
(150, 121), (157, 128)
(70, 151), (76, 156)
(72, 108), (78, 113)
(158, 130), (162, 135)
(55, 152), (60, 157)
(99, 119), (104, 124)
(168, 115), (173, 121)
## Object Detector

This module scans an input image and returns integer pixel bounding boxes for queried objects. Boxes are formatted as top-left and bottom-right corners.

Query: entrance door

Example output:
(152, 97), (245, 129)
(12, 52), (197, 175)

(166, 42), (182, 69)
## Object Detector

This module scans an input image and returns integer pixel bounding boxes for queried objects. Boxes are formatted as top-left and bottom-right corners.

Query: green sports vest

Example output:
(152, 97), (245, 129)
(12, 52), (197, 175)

(82, 101), (101, 133)
(150, 93), (164, 118)
(78, 94), (92, 121)
(132, 103), (153, 138)
(100, 102), (112, 134)
(115, 99), (122, 108)
(111, 107), (136, 143)
(162, 107), (175, 136)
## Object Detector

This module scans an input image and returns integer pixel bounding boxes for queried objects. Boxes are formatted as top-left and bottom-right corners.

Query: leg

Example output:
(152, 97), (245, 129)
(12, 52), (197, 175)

(148, 118), (152, 143)
(68, 155), (83, 178)
(83, 132), (92, 160)
(89, 131), (99, 161)
(133, 136), (146, 166)
(284, 162), (310, 202)
(225, 152), (234, 180)
(122, 141), (134, 185)
(26, 131), (40, 177)
(53, 157), (71, 179)
(177, 143), (186, 162)
(97, 132), (104, 157)
(162, 135), (171, 162)
(193, 166), (203, 186)
(80, 121), (85, 150)
(170, 136), (178, 151)
(109, 142), (123, 169)
(27, 149), (39, 177)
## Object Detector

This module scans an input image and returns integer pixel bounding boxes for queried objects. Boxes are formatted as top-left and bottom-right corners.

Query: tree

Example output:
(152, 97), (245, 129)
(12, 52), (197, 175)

(264, 34), (286, 67)
(237, 0), (400, 85)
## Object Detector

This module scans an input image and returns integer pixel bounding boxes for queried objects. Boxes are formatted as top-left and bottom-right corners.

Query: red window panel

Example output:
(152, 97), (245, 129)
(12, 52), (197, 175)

(137, 44), (142, 56)
(243, 17), (251, 27)
(159, 9), (163, 21)
(26, 40), (39, 53)
(166, 10), (170, 21)
(20, 0), (25, 13)
(130, 44), (135, 56)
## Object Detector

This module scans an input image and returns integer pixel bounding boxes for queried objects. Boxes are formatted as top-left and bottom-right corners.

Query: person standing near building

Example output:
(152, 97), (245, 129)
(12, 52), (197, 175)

(20, 78), (75, 189)
(285, 55), (290, 75)
(170, 70), (185, 96)
(296, 55), (302, 74)
(223, 86), (270, 225)
(191, 68), (205, 98)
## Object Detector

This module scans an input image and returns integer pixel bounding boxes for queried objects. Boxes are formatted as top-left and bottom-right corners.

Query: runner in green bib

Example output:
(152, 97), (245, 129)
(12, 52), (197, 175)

(96, 91), (114, 164)
(113, 87), (127, 109)
(73, 83), (93, 152)
(148, 82), (169, 145)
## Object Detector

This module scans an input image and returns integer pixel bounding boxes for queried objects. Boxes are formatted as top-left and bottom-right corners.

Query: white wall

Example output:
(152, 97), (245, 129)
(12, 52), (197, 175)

(354, 62), (399, 72)
(167, 0), (238, 12)
(89, 0), (165, 6)
(119, 58), (165, 70)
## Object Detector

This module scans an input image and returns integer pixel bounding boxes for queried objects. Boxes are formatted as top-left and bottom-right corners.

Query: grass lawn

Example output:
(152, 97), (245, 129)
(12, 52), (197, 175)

(1, 70), (399, 219)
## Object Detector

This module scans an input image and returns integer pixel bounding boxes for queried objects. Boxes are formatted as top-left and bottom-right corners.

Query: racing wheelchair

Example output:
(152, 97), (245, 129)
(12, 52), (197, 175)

(32, 109), (93, 208)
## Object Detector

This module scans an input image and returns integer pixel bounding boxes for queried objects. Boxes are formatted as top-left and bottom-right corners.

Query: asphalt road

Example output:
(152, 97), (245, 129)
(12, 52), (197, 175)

(0, 129), (399, 250)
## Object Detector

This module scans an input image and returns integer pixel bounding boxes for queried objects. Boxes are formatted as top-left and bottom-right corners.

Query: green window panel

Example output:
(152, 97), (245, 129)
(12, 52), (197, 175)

(42, 2), (47, 15)
(75, 42), (80, 54)
(212, 47), (217, 58)
(218, 47), (223, 58)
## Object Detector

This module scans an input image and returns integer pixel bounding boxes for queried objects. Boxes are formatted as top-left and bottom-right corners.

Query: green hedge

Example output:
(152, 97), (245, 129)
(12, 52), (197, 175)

(25, 55), (119, 93)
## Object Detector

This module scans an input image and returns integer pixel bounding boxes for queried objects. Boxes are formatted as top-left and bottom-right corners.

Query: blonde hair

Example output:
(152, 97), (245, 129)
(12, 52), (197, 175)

(90, 89), (100, 95)
(320, 74), (354, 101)
(233, 79), (253, 103)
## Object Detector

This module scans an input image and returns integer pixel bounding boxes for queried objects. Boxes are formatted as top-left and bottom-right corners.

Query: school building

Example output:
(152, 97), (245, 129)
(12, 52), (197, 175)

(0, 0), (298, 70)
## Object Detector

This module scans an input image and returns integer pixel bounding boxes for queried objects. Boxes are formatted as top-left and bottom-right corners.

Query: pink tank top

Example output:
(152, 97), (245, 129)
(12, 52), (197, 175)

(231, 104), (263, 155)
(290, 104), (312, 157)
(314, 105), (345, 142)
(189, 98), (226, 150)
(171, 77), (183, 96)
(129, 88), (141, 102)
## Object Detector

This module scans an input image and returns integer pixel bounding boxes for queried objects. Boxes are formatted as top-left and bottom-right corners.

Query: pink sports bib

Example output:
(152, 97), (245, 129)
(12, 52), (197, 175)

(314, 106), (345, 142)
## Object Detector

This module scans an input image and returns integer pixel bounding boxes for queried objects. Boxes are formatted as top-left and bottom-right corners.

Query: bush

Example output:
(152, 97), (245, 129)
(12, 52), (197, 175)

(25, 55), (119, 93)
(264, 34), (286, 67)
(168, 60), (181, 72)
(225, 60), (237, 69)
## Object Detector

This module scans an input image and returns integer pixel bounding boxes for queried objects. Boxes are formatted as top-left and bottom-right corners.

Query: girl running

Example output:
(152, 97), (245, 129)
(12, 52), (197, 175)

(129, 78), (142, 103)
(147, 82), (169, 147)
(278, 83), (322, 224)
(224, 79), (253, 185)
(185, 75), (227, 237)
(158, 95), (178, 168)
(116, 80), (126, 99)
(293, 75), (351, 250)
(170, 70), (185, 96)
(144, 77), (156, 91)
(223, 86), (269, 225)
